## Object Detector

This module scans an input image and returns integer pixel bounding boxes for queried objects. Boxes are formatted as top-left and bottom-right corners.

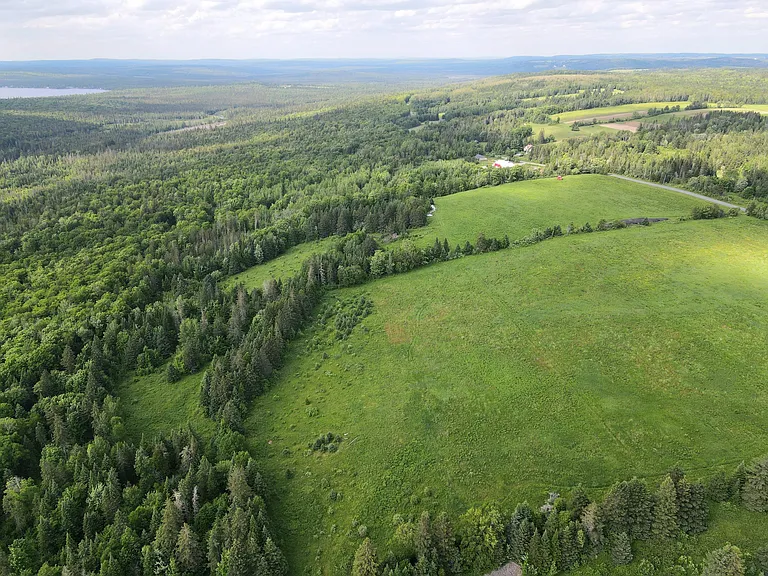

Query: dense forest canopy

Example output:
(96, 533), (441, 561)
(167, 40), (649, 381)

(1, 69), (768, 575)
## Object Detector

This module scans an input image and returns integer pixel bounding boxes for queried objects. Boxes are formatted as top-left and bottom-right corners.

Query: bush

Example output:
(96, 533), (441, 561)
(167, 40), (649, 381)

(702, 544), (744, 576)
(691, 204), (725, 220)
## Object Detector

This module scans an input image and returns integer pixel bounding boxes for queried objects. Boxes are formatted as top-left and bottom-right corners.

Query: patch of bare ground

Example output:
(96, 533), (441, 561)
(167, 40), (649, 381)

(485, 562), (522, 576)
(603, 121), (640, 132)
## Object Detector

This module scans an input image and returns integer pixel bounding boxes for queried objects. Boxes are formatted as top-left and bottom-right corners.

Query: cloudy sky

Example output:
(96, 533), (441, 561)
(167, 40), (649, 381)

(1, 0), (767, 60)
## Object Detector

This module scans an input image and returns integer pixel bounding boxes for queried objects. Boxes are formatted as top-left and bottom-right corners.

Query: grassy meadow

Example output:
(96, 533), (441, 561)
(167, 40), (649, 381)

(224, 237), (337, 289)
(117, 366), (213, 441)
(117, 175), (768, 573)
(526, 122), (616, 140)
(408, 174), (707, 247)
(246, 216), (768, 574)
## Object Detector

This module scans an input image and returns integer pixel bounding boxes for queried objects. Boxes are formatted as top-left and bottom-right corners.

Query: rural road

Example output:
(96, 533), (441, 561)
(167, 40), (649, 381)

(609, 174), (747, 212)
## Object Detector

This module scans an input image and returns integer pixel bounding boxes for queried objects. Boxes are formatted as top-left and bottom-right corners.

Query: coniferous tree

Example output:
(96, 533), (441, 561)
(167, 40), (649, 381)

(352, 538), (380, 576)
(742, 454), (768, 512)
(652, 476), (678, 539)
(155, 498), (183, 559)
(702, 544), (745, 576)
(610, 532), (632, 566)
(558, 522), (580, 572)
(674, 477), (708, 535)
(175, 523), (201, 574)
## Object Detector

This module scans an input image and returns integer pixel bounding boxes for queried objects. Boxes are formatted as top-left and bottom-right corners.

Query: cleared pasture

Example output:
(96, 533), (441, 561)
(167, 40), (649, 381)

(247, 216), (768, 574)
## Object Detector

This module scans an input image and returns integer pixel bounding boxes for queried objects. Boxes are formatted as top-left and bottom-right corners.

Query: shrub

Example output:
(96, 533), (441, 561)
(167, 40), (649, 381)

(691, 204), (725, 220)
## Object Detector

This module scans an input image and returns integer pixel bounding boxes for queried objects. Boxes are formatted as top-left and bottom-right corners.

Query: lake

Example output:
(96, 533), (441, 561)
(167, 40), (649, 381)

(0, 87), (107, 99)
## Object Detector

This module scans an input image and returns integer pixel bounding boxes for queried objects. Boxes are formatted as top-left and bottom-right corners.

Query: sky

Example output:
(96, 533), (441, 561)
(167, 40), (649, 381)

(1, 0), (767, 60)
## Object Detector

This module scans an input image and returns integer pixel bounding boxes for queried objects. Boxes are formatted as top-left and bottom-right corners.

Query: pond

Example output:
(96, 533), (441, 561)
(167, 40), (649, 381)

(0, 87), (107, 99)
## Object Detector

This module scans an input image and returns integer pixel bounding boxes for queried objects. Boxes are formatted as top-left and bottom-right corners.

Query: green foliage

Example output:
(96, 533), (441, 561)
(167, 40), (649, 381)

(674, 477), (709, 535)
(691, 204), (727, 220)
(652, 476), (679, 539)
(702, 544), (745, 576)
(457, 505), (505, 573)
(610, 532), (633, 566)
(742, 454), (768, 512)
(3, 68), (768, 576)
(352, 539), (380, 576)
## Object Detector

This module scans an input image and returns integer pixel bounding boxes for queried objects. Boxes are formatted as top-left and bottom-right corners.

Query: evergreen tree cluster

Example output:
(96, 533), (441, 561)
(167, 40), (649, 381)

(355, 458), (768, 576)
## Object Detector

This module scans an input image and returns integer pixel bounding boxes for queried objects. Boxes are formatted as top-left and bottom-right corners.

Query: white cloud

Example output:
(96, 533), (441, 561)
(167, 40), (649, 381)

(0, 0), (765, 59)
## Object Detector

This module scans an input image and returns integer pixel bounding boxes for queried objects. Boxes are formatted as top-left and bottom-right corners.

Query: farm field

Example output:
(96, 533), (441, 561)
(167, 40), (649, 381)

(246, 216), (768, 574)
(552, 101), (686, 123)
(408, 174), (708, 247)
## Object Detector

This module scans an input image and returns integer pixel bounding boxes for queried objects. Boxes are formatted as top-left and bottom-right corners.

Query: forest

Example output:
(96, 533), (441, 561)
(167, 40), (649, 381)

(1, 68), (768, 575)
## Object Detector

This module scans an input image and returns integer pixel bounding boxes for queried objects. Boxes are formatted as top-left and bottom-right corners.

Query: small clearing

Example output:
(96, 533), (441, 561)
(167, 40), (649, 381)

(564, 111), (638, 125)
(166, 121), (227, 134)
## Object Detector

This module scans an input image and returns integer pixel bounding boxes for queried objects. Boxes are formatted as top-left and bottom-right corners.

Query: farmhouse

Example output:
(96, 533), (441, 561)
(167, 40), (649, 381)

(493, 159), (515, 168)
(524, 144), (534, 153)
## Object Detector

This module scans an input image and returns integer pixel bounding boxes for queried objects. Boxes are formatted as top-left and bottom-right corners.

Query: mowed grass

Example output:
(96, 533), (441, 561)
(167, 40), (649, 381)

(117, 366), (213, 441)
(408, 174), (707, 247)
(552, 102), (686, 123)
(224, 237), (337, 290)
(247, 217), (768, 574)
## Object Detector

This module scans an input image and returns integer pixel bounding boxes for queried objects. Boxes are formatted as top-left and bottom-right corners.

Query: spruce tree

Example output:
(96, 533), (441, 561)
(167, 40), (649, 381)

(702, 544), (745, 576)
(558, 522), (580, 572)
(154, 498), (182, 558)
(610, 532), (632, 566)
(652, 476), (678, 539)
(742, 454), (768, 512)
(175, 524), (201, 574)
(568, 486), (590, 521)
(264, 536), (288, 576)
(506, 502), (535, 562)
(352, 538), (380, 576)
(730, 462), (747, 504)
(675, 478), (708, 535)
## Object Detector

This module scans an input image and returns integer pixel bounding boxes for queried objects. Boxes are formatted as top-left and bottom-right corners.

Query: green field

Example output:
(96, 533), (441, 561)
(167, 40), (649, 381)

(117, 366), (214, 441)
(552, 102), (687, 123)
(246, 216), (768, 574)
(638, 105), (768, 126)
(225, 237), (337, 289)
(408, 174), (707, 247)
(526, 122), (617, 140)
(120, 175), (708, 442)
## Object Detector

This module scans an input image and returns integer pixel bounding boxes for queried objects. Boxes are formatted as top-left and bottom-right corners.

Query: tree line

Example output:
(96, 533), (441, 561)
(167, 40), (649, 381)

(351, 457), (768, 576)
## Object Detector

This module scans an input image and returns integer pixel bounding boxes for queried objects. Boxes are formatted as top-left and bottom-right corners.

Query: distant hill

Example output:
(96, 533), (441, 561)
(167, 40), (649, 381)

(1, 54), (767, 88)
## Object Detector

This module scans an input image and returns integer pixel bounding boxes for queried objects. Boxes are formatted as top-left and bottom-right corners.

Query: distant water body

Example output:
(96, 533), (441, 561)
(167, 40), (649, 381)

(0, 87), (107, 99)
